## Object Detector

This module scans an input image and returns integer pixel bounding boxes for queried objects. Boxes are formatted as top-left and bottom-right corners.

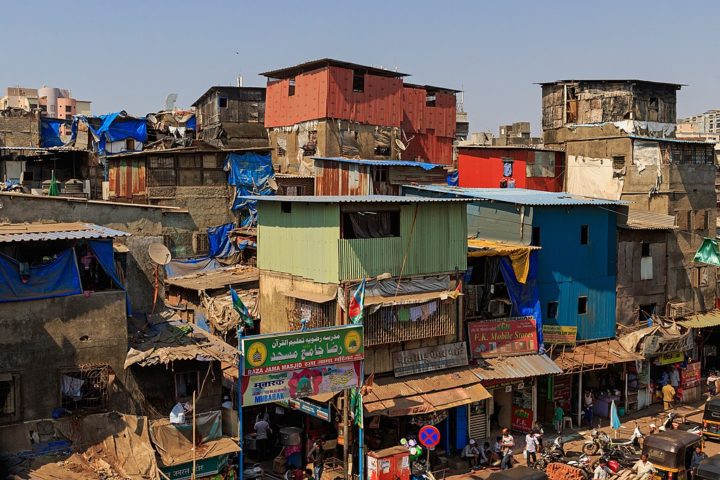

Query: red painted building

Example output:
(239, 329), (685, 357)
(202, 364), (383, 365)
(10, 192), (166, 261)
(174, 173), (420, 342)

(261, 59), (456, 172)
(457, 146), (565, 192)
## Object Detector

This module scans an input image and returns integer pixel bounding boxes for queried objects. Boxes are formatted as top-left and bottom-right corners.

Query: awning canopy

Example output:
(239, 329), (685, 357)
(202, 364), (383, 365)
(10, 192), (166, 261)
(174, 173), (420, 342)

(554, 339), (644, 372)
(363, 369), (491, 417)
(284, 289), (336, 304)
(467, 238), (539, 283)
(473, 353), (562, 381)
(678, 310), (720, 329)
(364, 290), (456, 307)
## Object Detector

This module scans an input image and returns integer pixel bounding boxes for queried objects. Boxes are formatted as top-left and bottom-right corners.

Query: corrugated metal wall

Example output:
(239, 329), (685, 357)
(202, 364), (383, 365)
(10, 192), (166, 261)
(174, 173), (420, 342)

(108, 158), (147, 199)
(257, 202), (340, 283)
(401, 87), (456, 138)
(314, 161), (372, 196)
(265, 67), (330, 128)
(401, 132), (454, 165)
(339, 203), (467, 280)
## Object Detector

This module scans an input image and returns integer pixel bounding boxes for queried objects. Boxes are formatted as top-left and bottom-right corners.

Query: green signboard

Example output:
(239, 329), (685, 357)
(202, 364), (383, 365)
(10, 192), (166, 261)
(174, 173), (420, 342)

(241, 325), (364, 376)
(160, 454), (228, 480)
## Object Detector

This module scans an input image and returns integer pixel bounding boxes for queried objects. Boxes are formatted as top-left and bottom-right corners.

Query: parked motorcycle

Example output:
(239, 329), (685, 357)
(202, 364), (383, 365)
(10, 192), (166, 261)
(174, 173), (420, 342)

(582, 423), (643, 455)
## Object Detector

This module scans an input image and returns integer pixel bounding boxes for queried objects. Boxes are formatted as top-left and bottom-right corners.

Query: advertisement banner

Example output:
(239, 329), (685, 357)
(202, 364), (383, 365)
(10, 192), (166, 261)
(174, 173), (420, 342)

(542, 325), (578, 344)
(242, 325), (364, 376)
(393, 342), (468, 377)
(468, 316), (538, 358)
(657, 351), (684, 366)
(511, 405), (533, 433)
(682, 362), (701, 389)
(242, 361), (360, 406)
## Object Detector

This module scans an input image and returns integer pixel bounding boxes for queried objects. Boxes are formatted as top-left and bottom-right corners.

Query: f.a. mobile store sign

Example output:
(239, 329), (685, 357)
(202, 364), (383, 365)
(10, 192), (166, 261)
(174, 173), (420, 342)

(467, 316), (538, 359)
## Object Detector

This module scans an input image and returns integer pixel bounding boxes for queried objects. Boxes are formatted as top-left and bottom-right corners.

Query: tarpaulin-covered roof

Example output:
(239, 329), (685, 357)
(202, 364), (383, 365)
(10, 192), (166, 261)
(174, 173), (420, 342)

(164, 265), (259, 291)
(554, 339), (643, 372)
(312, 156), (449, 170)
(124, 312), (239, 368)
(363, 368), (491, 417)
(620, 210), (678, 230)
(0, 222), (131, 243)
(70, 111), (147, 155)
(618, 324), (694, 357)
(226, 151), (276, 226)
(678, 310), (720, 329)
(473, 353), (562, 380)
(468, 238), (540, 284)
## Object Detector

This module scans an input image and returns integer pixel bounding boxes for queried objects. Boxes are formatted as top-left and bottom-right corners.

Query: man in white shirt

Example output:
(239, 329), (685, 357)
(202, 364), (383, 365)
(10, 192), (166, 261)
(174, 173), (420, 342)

(254, 417), (272, 460)
(670, 367), (680, 389)
(524, 430), (539, 467)
(593, 458), (611, 480)
(631, 454), (656, 480)
(500, 428), (514, 470)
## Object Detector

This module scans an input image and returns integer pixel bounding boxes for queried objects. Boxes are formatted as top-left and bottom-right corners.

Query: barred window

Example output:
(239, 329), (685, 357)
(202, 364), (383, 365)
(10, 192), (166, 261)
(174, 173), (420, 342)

(60, 365), (111, 411)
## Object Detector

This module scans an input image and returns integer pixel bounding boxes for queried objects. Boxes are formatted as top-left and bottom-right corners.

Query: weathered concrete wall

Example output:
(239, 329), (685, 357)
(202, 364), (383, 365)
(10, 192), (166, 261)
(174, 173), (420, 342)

(0, 292), (140, 424)
(148, 186), (234, 230)
(0, 111), (40, 147)
(0, 193), (196, 312)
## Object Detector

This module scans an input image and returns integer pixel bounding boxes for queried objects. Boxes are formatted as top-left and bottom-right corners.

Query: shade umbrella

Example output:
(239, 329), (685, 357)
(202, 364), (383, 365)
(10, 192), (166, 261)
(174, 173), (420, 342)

(610, 399), (621, 438)
(48, 170), (60, 196)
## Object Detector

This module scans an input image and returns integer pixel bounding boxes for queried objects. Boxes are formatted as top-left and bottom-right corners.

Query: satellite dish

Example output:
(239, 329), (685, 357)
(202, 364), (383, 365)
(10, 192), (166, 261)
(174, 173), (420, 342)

(148, 243), (172, 265)
(164, 93), (178, 111)
(395, 138), (407, 152)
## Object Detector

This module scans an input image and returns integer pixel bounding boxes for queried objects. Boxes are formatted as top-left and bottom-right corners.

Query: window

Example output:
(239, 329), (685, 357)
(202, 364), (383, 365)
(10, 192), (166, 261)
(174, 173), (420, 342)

(649, 97), (659, 121)
(372, 166), (389, 183)
(60, 365), (110, 411)
(342, 210), (401, 239)
(0, 373), (19, 421)
(641, 242), (651, 257)
(218, 97), (228, 108)
(288, 78), (296, 96)
(547, 302), (559, 320)
(193, 232), (209, 255)
(580, 225), (589, 245)
(694, 210), (709, 231)
(578, 296), (588, 315)
(425, 94), (436, 107)
(40, 105), (47, 112)
(174, 370), (199, 400)
(612, 155), (626, 169)
(531, 227), (541, 247)
(125, 138), (135, 151)
(281, 201), (292, 213)
(676, 210), (691, 230)
(352, 70), (365, 92)
(65, 105), (72, 113)
(638, 303), (656, 324)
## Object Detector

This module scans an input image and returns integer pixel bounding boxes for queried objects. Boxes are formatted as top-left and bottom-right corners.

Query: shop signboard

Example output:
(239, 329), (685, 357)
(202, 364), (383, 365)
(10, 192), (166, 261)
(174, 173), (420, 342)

(160, 454), (228, 480)
(278, 397), (331, 422)
(242, 325), (364, 375)
(682, 361), (701, 389)
(657, 351), (684, 366)
(542, 325), (578, 344)
(393, 342), (468, 377)
(511, 405), (533, 433)
(468, 316), (537, 359)
(242, 361), (360, 406)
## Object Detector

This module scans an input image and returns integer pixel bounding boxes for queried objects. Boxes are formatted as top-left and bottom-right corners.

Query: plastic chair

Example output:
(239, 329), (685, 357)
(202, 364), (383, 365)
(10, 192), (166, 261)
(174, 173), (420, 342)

(563, 416), (573, 430)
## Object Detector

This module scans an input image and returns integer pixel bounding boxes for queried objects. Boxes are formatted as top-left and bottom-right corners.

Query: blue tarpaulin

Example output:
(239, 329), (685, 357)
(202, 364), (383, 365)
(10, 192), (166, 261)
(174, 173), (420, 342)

(40, 118), (65, 148)
(225, 152), (275, 226)
(70, 112), (147, 155)
(165, 257), (220, 279)
(207, 223), (238, 258)
(0, 249), (82, 303)
(499, 251), (544, 346)
(186, 115), (196, 130)
(88, 240), (131, 312)
(446, 170), (459, 186)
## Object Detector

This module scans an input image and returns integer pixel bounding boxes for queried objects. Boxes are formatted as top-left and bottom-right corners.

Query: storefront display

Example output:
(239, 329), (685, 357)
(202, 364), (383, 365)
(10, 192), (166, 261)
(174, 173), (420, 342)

(682, 361), (702, 403)
(511, 385), (534, 433)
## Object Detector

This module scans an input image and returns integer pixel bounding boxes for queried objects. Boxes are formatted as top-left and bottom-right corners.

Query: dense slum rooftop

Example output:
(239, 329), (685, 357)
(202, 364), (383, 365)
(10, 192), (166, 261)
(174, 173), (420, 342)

(402, 185), (628, 206)
(0, 222), (130, 243)
(312, 156), (449, 169)
(245, 194), (472, 204)
(260, 58), (410, 79)
(536, 79), (685, 88)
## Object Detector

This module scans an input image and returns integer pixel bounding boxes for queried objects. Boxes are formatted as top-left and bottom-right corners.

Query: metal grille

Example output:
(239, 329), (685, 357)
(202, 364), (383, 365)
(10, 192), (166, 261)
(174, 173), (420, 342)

(286, 298), (336, 330)
(60, 364), (110, 411)
(364, 300), (455, 346)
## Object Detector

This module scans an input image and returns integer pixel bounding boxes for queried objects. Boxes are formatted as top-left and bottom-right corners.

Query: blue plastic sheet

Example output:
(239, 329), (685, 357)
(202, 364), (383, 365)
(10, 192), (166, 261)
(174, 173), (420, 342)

(164, 257), (220, 279)
(88, 240), (131, 312)
(225, 152), (275, 226)
(186, 115), (196, 130)
(207, 223), (237, 258)
(499, 251), (543, 346)
(70, 113), (147, 155)
(0, 249), (82, 303)
(446, 170), (459, 186)
(40, 118), (65, 148)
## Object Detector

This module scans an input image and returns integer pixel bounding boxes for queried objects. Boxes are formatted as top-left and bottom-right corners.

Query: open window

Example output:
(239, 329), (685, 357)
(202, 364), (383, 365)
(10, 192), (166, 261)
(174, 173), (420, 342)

(342, 209), (401, 239)
(580, 225), (589, 245)
(425, 93), (436, 107)
(60, 365), (111, 412)
(353, 70), (365, 93)
(218, 97), (228, 108)
(565, 86), (578, 123)
(578, 296), (588, 315)
(546, 301), (559, 320)
(0, 373), (20, 423)
(638, 303), (656, 325)
(288, 78), (296, 96)
(531, 227), (541, 247)
(649, 97), (659, 122)
(174, 370), (200, 401)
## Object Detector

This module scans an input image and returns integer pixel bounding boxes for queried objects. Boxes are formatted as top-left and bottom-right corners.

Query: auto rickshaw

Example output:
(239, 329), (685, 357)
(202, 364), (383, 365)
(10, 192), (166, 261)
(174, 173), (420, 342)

(487, 467), (548, 480)
(703, 396), (720, 440)
(642, 430), (704, 480)
(696, 454), (720, 480)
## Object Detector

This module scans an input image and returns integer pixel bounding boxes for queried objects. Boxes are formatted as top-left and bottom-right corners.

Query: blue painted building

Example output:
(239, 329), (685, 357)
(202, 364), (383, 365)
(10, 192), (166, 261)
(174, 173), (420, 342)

(403, 186), (623, 342)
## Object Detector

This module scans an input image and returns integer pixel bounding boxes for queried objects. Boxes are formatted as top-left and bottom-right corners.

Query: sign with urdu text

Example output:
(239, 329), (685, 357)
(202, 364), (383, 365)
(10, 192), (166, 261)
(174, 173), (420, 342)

(468, 317), (538, 359)
(242, 361), (360, 406)
(542, 325), (578, 344)
(657, 351), (684, 366)
(242, 325), (364, 376)
(393, 342), (468, 377)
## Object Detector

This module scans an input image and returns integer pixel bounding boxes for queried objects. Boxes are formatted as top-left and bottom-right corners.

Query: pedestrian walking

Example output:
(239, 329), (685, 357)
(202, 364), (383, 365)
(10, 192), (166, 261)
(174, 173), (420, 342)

(253, 416), (272, 460)
(662, 383), (676, 410)
(500, 428), (514, 470)
(553, 402), (565, 433)
(524, 429), (539, 467)
(307, 438), (326, 480)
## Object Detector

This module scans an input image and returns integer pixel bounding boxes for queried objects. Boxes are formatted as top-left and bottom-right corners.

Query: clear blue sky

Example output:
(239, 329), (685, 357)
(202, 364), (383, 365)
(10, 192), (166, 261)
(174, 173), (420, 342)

(2, 0), (718, 134)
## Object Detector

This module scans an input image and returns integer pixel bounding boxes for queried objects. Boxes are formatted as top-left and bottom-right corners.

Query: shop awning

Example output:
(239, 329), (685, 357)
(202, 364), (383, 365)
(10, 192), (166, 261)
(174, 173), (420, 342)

(467, 238), (540, 284)
(678, 310), (720, 329)
(363, 368), (491, 417)
(364, 290), (457, 307)
(284, 289), (336, 304)
(553, 339), (644, 372)
(473, 353), (562, 381)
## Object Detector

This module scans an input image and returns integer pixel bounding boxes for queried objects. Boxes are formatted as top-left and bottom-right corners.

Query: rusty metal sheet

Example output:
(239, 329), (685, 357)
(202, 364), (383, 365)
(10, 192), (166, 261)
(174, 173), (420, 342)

(474, 353), (562, 380)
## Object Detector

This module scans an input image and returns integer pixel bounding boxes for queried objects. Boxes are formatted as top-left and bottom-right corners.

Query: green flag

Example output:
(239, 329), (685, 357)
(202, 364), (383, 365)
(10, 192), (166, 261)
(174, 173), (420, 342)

(48, 170), (60, 197)
(230, 286), (254, 328)
(694, 238), (720, 267)
(349, 387), (363, 428)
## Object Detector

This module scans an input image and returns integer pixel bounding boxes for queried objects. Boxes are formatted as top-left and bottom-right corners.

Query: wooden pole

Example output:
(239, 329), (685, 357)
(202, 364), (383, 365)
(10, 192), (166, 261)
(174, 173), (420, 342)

(192, 389), (196, 480)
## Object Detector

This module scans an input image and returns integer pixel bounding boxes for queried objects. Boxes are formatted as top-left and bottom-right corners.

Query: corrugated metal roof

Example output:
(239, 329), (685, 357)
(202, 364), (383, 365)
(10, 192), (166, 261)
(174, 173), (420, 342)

(678, 310), (720, 329)
(403, 185), (627, 206)
(536, 79), (684, 88)
(164, 266), (259, 291)
(629, 135), (714, 145)
(554, 339), (643, 372)
(0, 222), (131, 243)
(312, 156), (448, 170)
(260, 58), (409, 79)
(247, 194), (471, 204)
(473, 353), (562, 380)
(620, 210), (677, 231)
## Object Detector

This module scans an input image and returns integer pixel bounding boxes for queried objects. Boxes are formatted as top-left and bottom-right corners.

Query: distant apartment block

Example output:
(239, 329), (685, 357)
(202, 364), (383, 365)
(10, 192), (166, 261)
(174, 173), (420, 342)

(678, 109), (720, 134)
(1, 86), (91, 119)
